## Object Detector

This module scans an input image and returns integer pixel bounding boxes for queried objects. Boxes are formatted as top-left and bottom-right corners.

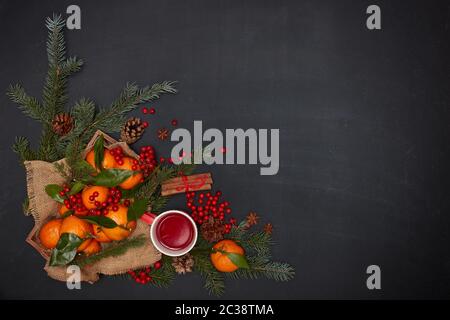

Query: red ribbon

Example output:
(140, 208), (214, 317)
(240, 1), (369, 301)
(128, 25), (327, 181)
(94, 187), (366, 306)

(175, 174), (208, 192)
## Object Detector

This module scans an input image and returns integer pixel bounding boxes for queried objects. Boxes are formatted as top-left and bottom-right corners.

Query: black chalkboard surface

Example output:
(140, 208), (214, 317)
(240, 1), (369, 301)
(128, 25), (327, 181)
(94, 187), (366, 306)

(0, 0), (449, 299)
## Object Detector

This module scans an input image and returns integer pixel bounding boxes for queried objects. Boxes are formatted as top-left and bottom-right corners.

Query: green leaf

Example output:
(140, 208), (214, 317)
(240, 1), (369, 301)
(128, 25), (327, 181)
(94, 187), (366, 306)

(127, 198), (148, 221)
(94, 135), (104, 170)
(224, 252), (249, 269)
(80, 216), (118, 228)
(60, 209), (74, 218)
(69, 181), (85, 195)
(49, 233), (83, 266)
(83, 169), (134, 187)
(45, 184), (65, 203)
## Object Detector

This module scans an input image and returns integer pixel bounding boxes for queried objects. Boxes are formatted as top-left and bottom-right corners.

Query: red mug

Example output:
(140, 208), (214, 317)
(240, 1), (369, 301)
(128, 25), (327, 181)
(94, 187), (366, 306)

(143, 210), (198, 257)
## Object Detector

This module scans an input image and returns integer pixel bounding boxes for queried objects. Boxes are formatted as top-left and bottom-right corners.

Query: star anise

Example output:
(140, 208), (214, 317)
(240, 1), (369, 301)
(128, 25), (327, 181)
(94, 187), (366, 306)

(245, 211), (259, 228)
(157, 127), (169, 140)
(264, 223), (273, 234)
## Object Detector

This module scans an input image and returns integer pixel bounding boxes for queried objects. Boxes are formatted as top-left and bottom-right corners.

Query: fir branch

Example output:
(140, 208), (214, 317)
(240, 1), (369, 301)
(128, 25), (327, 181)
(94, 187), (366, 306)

(148, 255), (175, 288)
(252, 262), (295, 281)
(240, 231), (273, 254)
(12, 136), (36, 162)
(149, 194), (169, 213)
(228, 221), (248, 240)
(37, 124), (59, 161)
(61, 56), (83, 76)
(56, 98), (96, 154)
(7, 85), (45, 122)
(193, 251), (225, 296)
(75, 235), (146, 268)
(45, 15), (66, 67)
(92, 81), (177, 134)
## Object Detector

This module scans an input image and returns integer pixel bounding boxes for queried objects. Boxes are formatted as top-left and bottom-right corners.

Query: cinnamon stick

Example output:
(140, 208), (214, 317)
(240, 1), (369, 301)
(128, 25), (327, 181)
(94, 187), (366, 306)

(161, 173), (213, 196)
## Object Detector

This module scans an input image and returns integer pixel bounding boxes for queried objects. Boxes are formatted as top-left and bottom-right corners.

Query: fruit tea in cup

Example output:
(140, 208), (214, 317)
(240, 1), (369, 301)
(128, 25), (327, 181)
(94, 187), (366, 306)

(149, 210), (197, 256)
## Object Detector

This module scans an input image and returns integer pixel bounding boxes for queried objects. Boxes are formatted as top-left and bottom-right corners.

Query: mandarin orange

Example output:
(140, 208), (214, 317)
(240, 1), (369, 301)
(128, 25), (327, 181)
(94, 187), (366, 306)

(59, 215), (93, 252)
(39, 219), (63, 249)
(92, 225), (112, 243)
(115, 156), (143, 190)
(210, 239), (245, 272)
(82, 239), (102, 256)
(81, 185), (109, 209)
(85, 149), (117, 171)
(102, 204), (136, 241)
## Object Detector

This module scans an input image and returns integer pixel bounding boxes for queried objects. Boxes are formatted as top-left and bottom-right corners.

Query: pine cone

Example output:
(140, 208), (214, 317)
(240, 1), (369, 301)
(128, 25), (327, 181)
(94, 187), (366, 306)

(51, 113), (73, 136)
(121, 117), (145, 144)
(201, 218), (226, 243)
(171, 253), (194, 274)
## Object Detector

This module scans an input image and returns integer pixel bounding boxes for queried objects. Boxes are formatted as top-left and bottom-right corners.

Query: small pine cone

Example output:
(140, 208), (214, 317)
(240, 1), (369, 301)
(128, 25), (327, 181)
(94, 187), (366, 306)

(121, 117), (145, 144)
(171, 253), (194, 274)
(201, 218), (226, 243)
(52, 113), (73, 136)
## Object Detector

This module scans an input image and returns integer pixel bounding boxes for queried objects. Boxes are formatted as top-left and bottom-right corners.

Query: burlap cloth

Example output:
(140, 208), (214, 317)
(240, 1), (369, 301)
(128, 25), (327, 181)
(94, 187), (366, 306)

(24, 131), (161, 283)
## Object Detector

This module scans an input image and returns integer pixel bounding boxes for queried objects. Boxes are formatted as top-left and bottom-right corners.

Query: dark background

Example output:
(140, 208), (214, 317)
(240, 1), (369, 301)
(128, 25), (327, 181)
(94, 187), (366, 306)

(0, 0), (449, 299)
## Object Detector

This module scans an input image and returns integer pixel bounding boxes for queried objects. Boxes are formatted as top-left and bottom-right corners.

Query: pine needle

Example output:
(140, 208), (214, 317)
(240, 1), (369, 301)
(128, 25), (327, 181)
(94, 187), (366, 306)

(74, 235), (146, 268)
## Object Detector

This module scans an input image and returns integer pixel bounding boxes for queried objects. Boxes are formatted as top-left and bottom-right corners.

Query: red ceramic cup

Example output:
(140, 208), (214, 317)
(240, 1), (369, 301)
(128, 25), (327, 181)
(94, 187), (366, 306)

(144, 210), (198, 257)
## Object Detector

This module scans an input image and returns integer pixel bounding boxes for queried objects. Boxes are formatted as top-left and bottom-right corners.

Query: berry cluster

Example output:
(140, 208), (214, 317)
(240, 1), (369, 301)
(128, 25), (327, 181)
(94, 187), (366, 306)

(138, 146), (157, 178)
(87, 187), (123, 216)
(186, 191), (235, 232)
(109, 147), (125, 166)
(128, 261), (162, 284)
(61, 185), (88, 214)
(142, 107), (156, 115)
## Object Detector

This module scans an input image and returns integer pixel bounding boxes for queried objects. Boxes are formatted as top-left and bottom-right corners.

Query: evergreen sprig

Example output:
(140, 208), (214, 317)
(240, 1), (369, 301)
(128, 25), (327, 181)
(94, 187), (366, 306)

(224, 223), (295, 282)
(8, 15), (177, 165)
(148, 255), (176, 288)
(12, 136), (36, 162)
(193, 252), (225, 296)
(74, 235), (146, 268)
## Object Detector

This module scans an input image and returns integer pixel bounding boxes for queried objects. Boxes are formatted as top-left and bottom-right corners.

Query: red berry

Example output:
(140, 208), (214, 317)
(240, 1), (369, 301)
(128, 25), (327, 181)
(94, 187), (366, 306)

(171, 119), (178, 126)
(59, 191), (65, 196)
(142, 121), (149, 128)
(149, 108), (155, 114)
(142, 107), (148, 114)
(154, 261), (161, 270)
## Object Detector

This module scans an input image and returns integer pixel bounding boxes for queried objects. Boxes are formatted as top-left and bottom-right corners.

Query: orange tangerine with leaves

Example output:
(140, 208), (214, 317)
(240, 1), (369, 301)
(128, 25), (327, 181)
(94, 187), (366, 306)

(59, 215), (93, 252)
(92, 225), (112, 243)
(81, 185), (109, 209)
(39, 219), (63, 249)
(82, 239), (102, 256)
(114, 156), (143, 190)
(210, 239), (245, 272)
(85, 149), (117, 171)
(102, 204), (136, 241)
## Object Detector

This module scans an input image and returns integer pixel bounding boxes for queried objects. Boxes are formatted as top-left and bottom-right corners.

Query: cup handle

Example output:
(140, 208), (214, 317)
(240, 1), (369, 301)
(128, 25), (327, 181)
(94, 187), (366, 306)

(140, 213), (157, 225)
